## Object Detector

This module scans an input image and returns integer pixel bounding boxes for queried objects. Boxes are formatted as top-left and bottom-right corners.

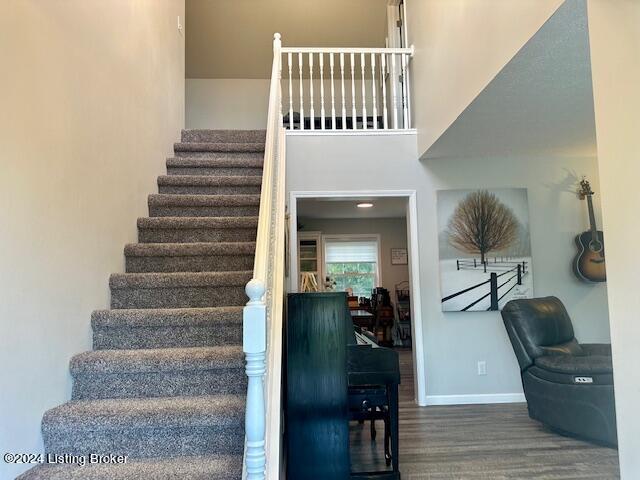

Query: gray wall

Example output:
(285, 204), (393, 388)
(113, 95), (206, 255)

(298, 217), (410, 295)
(286, 134), (610, 404)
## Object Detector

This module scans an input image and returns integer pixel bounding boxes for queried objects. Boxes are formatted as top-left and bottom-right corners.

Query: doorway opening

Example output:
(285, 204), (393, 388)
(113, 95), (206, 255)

(289, 190), (426, 406)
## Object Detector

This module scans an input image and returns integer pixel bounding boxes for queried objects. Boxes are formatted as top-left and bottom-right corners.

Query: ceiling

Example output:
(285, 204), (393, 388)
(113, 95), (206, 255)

(186, 0), (389, 79)
(297, 197), (408, 219)
(425, 0), (597, 160)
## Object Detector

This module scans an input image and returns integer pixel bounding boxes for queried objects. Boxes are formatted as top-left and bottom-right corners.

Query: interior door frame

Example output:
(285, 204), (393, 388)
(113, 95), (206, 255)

(386, 0), (410, 128)
(289, 189), (427, 406)
(386, 0), (408, 49)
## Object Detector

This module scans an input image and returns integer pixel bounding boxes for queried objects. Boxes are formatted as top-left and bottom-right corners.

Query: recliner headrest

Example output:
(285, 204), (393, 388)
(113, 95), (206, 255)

(502, 296), (579, 370)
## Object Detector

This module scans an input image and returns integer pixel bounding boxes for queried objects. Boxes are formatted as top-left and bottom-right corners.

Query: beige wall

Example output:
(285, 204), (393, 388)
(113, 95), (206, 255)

(187, 79), (270, 129)
(0, 1), (185, 477)
(298, 217), (410, 296)
(406, 0), (564, 156)
(588, 1), (640, 476)
(186, 0), (388, 79)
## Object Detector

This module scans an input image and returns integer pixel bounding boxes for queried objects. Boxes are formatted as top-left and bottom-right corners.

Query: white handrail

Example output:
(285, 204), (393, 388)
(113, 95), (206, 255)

(243, 33), (286, 480)
(281, 45), (414, 131)
(282, 46), (413, 54)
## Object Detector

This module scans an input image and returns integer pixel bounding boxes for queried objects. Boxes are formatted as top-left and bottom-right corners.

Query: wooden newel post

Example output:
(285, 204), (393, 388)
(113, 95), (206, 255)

(490, 273), (498, 310)
(244, 278), (267, 480)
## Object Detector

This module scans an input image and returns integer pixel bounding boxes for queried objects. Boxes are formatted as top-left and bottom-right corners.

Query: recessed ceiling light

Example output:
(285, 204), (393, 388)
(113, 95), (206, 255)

(357, 202), (374, 208)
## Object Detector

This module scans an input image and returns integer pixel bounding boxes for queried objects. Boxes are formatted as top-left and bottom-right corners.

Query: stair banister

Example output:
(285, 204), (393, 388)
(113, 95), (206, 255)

(243, 33), (286, 480)
(280, 45), (414, 131)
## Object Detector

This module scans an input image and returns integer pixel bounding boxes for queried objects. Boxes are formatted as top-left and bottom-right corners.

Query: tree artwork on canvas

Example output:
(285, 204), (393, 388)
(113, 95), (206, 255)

(437, 188), (534, 312)
(447, 191), (519, 265)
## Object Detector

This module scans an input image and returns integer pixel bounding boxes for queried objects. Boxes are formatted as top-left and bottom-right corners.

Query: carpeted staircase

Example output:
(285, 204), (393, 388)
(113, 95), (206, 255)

(18, 130), (266, 480)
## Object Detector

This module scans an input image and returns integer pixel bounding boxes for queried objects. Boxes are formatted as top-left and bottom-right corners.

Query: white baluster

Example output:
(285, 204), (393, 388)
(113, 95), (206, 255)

(350, 53), (357, 130)
(329, 53), (336, 130)
(309, 53), (315, 130)
(287, 53), (293, 130)
(381, 53), (389, 130)
(371, 53), (378, 130)
(340, 53), (347, 130)
(401, 53), (409, 129)
(390, 54), (399, 129)
(361, 53), (367, 130)
(278, 52), (283, 127)
(244, 279), (267, 480)
(319, 53), (325, 130)
(298, 53), (304, 130)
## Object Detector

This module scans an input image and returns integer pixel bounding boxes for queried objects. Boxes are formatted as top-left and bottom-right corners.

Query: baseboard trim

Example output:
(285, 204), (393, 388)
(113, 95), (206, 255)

(425, 393), (526, 406)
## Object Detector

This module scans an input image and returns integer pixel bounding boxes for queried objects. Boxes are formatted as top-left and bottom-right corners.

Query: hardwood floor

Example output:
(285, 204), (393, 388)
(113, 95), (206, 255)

(350, 349), (620, 479)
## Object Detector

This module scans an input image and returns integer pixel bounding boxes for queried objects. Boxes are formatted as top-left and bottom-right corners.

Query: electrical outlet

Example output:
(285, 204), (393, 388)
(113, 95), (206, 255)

(477, 361), (487, 376)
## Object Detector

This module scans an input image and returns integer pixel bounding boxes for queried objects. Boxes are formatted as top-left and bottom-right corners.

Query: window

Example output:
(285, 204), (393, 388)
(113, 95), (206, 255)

(324, 237), (380, 297)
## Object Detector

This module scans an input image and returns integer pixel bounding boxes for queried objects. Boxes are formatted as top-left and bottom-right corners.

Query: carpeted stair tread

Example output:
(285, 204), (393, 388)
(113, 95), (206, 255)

(109, 272), (251, 309)
(70, 346), (243, 374)
(148, 194), (261, 207)
(173, 142), (265, 153)
(124, 242), (256, 257)
(166, 155), (264, 168)
(43, 395), (244, 431)
(166, 156), (263, 176)
(16, 454), (242, 480)
(137, 217), (258, 244)
(181, 129), (266, 143)
(91, 308), (243, 350)
(158, 175), (262, 187)
(69, 347), (246, 399)
(138, 216), (259, 230)
(157, 176), (262, 195)
(92, 307), (243, 328)
(109, 271), (252, 289)
(148, 194), (261, 218)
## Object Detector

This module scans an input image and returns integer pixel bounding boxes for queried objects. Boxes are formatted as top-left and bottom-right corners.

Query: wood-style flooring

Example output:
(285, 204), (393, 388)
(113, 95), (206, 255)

(350, 349), (620, 479)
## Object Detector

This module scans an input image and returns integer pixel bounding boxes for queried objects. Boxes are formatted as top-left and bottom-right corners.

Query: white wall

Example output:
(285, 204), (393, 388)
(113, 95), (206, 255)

(406, 0), (565, 155)
(587, 1), (640, 476)
(187, 79), (270, 129)
(298, 217), (410, 295)
(286, 134), (610, 405)
(186, 78), (383, 130)
(0, 2), (185, 478)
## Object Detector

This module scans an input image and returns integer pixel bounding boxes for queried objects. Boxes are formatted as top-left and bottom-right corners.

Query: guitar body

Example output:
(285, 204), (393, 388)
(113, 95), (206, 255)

(573, 230), (606, 283)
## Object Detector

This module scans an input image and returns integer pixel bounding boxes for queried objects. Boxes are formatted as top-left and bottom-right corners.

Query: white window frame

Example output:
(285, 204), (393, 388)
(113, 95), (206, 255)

(322, 234), (382, 296)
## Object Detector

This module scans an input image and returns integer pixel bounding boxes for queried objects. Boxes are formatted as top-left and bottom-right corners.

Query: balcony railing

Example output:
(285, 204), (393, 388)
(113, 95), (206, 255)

(280, 45), (415, 131)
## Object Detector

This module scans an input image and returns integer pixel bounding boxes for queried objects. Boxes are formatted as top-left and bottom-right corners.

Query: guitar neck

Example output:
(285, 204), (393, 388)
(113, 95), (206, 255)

(586, 194), (598, 237)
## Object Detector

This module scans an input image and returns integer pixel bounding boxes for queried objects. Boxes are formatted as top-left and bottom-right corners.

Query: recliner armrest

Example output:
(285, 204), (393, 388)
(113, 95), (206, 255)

(535, 354), (613, 375)
(581, 343), (612, 356)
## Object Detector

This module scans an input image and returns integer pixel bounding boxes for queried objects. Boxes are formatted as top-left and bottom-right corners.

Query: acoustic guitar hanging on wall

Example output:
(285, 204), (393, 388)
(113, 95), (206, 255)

(573, 178), (606, 283)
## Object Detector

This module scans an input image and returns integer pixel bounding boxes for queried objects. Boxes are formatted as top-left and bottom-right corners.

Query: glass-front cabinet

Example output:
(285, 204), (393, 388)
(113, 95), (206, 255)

(297, 231), (322, 292)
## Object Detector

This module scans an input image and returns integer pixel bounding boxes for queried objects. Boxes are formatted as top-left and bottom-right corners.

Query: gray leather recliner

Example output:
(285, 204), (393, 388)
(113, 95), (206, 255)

(501, 296), (617, 446)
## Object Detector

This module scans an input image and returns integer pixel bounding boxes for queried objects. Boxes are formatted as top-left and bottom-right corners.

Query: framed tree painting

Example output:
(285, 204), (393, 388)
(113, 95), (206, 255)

(437, 188), (533, 312)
